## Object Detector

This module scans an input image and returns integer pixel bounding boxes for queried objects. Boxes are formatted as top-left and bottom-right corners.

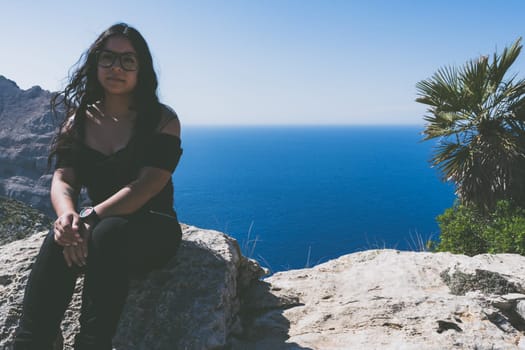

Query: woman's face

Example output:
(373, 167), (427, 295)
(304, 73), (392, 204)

(96, 36), (139, 97)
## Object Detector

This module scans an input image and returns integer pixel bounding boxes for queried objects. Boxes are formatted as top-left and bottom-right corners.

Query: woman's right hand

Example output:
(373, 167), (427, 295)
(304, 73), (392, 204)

(63, 224), (90, 268)
(53, 212), (84, 247)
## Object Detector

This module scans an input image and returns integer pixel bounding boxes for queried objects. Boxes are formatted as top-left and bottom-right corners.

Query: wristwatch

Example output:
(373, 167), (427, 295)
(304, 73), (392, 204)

(79, 206), (100, 224)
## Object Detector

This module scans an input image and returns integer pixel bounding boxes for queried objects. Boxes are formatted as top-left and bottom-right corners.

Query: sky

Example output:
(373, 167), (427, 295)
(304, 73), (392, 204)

(2, 0), (525, 125)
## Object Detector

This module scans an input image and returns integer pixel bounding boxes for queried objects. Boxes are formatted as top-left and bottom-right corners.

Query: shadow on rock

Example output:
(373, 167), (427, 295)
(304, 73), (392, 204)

(230, 281), (313, 350)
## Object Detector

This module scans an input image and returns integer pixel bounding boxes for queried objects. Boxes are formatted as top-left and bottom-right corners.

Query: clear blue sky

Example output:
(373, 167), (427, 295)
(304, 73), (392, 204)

(2, 0), (525, 125)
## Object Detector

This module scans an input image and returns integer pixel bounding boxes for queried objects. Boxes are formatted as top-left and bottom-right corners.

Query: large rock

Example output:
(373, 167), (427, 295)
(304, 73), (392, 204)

(238, 250), (525, 350)
(1, 223), (525, 349)
(0, 224), (267, 349)
(0, 75), (57, 216)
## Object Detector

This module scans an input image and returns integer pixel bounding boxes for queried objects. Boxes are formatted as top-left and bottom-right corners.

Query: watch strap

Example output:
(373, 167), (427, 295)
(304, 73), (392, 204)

(79, 206), (100, 224)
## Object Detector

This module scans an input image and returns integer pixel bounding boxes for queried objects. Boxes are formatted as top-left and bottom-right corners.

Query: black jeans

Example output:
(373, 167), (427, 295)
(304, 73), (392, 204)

(13, 210), (182, 350)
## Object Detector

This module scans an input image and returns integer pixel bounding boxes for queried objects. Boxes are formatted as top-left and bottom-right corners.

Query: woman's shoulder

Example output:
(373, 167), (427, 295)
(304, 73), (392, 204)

(157, 104), (181, 137)
(57, 114), (76, 134)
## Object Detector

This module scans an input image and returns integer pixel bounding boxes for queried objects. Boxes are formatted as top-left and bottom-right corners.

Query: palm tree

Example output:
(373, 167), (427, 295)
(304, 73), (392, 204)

(416, 38), (525, 213)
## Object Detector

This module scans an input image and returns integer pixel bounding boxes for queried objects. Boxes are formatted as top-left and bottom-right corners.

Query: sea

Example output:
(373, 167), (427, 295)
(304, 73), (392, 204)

(172, 125), (456, 273)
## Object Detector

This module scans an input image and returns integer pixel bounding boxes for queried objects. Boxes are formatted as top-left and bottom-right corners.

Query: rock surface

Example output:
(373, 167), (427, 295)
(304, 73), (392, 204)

(0, 196), (52, 245)
(239, 250), (525, 350)
(0, 75), (57, 216)
(0, 225), (267, 349)
(1, 227), (525, 349)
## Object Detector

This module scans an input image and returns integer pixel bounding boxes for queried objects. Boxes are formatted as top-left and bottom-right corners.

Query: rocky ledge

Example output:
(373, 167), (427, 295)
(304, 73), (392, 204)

(0, 225), (266, 349)
(0, 226), (524, 349)
(241, 250), (525, 349)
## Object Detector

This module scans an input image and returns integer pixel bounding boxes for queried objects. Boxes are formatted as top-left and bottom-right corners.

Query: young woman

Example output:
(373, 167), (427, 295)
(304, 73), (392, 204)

(14, 23), (183, 350)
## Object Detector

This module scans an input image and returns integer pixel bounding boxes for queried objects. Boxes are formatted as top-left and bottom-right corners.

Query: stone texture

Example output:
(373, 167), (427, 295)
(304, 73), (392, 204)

(238, 250), (525, 350)
(1, 221), (525, 349)
(0, 196), (52, 245)
(0, 224), (267, 349)
(0, 75), (58, 216)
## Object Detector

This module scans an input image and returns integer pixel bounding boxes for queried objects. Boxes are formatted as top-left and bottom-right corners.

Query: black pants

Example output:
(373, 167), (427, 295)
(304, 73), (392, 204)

(13, 210), (182, 350)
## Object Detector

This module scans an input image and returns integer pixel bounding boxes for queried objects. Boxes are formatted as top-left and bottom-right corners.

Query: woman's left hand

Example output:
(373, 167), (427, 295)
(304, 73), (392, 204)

(63, 223), (91, 268)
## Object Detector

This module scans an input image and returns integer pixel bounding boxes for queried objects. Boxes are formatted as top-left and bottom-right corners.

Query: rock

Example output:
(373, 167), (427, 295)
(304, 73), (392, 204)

(518, 300), (525, 322)
(0, 196), (52, 245)
(1, 219), (525, 349)
(0, 75), (58, 217)
(238, 250), (525, 350)
(0, 224), (267, 349)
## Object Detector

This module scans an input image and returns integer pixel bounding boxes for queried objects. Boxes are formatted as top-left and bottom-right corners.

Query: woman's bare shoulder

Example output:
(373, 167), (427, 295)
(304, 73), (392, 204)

(158, 104), (181, 137)
(60, 114), (76, 133)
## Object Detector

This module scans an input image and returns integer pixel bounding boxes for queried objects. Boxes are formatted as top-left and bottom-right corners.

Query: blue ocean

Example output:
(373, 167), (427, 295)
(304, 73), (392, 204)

(172, 126), (456, 272)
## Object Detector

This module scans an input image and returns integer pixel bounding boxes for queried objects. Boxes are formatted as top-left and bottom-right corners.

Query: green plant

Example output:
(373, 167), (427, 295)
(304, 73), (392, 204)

(436, 202), (487, 255)
(436, 200), (525, 255)
(406, 230), (438, 252)
(484, 200), (525, 254)
(0, 196), (52, 245)
(416, 38), (525, 213)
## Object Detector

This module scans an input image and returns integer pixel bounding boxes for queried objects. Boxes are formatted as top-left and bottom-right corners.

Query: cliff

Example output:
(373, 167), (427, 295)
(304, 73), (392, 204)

(0, 75), (57, 216)
(0, 221), (524, 349)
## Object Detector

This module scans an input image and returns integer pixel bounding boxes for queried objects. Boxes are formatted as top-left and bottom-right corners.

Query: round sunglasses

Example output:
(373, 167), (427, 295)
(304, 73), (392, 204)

(97, 50), (139, 71)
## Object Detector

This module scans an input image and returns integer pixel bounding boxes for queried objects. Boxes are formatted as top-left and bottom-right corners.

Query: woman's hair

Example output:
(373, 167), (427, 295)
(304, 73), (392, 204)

(48, 22), (162, 168)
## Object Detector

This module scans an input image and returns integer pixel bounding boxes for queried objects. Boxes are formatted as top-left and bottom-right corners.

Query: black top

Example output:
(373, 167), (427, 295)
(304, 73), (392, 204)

(56, 132), (183, 215)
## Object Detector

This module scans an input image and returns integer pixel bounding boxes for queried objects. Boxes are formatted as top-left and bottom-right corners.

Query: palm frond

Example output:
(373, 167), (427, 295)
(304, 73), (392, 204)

(416, 66), (462, 111)
(422, 111), (474, 140)
(459, 56), (489, 114)
(417, 38), (525, 210)
(489, 38), (522, 87)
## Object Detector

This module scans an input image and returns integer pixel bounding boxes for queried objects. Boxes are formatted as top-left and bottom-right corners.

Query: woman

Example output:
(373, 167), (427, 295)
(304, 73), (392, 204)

(14, 23), (183, 349)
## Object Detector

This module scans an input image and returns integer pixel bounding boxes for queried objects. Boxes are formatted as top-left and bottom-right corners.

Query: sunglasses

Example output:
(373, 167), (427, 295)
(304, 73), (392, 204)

(97, 50), (139, 71)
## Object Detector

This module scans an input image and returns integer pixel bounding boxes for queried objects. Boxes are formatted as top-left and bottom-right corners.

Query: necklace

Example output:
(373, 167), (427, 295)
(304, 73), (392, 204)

(87, 101), (135, 123)
(107, 114), (124, 123)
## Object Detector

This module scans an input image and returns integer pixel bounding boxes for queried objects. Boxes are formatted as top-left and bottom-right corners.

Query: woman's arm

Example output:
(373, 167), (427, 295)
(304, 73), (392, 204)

(51, 168), (79, 216)
(51, 167), (84, 246)
(93, 167), (172, 217)
(93, 116), (181, 218)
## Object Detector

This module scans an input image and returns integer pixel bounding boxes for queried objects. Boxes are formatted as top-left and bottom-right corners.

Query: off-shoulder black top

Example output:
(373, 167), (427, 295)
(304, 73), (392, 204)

(55, 132), (182, 215)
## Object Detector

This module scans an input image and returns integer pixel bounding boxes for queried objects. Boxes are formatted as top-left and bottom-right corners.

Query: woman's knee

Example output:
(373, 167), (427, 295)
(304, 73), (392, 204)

(31, 229), (68, 269)
(88, 216), (129, 251)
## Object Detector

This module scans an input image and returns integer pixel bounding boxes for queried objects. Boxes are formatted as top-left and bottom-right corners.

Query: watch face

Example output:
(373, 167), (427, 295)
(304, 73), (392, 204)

(80, 207), (94, 218)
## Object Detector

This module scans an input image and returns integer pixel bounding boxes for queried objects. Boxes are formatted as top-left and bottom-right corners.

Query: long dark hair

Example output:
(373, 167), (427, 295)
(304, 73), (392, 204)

(48, 22), (161, 168)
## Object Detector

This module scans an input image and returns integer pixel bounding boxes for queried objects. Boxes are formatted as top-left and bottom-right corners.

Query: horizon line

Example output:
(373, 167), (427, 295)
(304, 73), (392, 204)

(182, 123), (425, 127)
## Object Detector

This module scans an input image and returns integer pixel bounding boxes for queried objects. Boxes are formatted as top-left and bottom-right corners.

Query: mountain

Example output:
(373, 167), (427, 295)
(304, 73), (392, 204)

(0, 75), (59, 216)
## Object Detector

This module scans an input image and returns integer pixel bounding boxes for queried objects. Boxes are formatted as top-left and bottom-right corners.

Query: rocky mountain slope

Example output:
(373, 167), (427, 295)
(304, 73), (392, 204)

(0, 196), (51, 244)
(0, 75), (58, 216)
